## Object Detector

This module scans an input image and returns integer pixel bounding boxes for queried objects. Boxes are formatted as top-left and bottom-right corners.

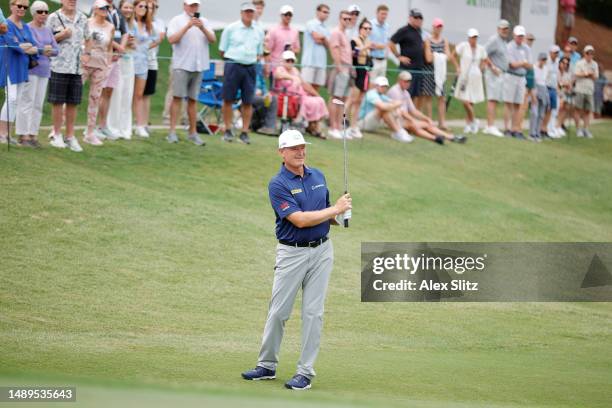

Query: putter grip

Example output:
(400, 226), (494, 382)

(343, 209), (351, 228)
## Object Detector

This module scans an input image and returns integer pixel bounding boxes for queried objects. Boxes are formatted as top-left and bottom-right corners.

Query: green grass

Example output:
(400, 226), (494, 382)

(1, 122), (612, 407)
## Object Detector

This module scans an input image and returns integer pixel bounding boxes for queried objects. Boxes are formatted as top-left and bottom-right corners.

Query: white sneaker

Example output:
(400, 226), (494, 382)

(117, 132), (132, 140)
(66, 137), (83, 152)
(49, 134), (67, 149)
(328, 129), (343, 139)
(93, 127), (108, 140)
(484, 126), (504, 137)
(349, 126), (363, 139)
(392, 129), (414, 143)
(584, 129), (593, 139)
(463, 124), (473, 134)
(556, 127), (566, 137)
(576, 128), (585, 138)
(471, 120), (480, 134)
(135, 126), (150, 138)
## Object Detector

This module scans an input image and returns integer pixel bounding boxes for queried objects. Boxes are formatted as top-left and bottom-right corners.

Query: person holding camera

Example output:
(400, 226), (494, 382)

(0, 0), (39, 146)
(166, 0), (216, 146)
(14, 1), (58, 148)
(453, 28), (487, 135)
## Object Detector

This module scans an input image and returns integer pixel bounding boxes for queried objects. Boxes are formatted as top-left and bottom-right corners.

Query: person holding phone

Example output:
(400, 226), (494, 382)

(166, 0), (215, 146)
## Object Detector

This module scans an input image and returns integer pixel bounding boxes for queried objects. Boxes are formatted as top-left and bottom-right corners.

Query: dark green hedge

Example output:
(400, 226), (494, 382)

(577, 0), (612, 27)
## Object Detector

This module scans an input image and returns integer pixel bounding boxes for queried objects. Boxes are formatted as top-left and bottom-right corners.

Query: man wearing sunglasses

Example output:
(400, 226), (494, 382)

(389, 8), (426, 109)
(265, 5), (300, 79)
(327, 10), (352, 140)
(301, 4), (330, 91)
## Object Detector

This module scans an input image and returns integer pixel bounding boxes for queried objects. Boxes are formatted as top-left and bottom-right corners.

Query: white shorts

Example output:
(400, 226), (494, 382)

(301, 66), (327, 87)
(357, 110), (381, 132)
(370, 59), (387, 81)
(485, 69), (504, 102)
(503, 73), (526, 105)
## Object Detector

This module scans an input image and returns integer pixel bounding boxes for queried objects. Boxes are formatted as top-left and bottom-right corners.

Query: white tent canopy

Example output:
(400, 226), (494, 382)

(69, 0), (558, 55)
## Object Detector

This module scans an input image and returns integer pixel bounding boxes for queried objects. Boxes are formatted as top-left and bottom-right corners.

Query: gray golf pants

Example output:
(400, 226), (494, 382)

(257, 240), (334, 379)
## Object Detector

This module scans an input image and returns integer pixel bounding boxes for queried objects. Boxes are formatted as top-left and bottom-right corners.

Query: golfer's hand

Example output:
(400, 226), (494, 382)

(334, 194), (352, 215)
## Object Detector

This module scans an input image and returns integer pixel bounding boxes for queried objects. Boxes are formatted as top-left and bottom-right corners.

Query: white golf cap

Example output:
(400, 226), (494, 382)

(240, 2), (256, 11)
(282, 50), (296, 61)
(280, 5), (294, 14)
(513, 25), (526, 36)
(278, 129), (311, 149)
(498, 19), (510, 28)
(467, 28), (479, 38)
(348, 4), (361, 13)
(184, 0), (201, 5)
(93, 0), (109, 8)
(549, 45), (560, 53)
(374, 76), (389, 87)
(584, 45), (594, 53)
(398, 71), (412, 81)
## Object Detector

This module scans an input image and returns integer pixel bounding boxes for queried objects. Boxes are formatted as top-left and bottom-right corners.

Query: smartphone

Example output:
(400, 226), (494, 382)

(194, 12), (200, 19)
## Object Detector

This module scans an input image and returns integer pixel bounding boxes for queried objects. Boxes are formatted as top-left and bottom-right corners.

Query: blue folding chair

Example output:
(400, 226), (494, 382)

(197, 62), (241, 134)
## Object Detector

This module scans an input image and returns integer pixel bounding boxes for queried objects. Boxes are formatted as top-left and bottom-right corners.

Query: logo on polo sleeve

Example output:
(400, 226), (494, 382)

(280, 201), (290, 211)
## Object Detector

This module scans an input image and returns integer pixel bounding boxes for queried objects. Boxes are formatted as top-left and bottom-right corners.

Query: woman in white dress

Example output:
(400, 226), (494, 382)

(453, 28), (488, 134)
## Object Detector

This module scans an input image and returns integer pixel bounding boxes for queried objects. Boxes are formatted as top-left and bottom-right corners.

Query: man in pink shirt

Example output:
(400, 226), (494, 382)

(327, 10), (352, 140)
(265, 5), (300, 78)
(560, 0), (576, 45)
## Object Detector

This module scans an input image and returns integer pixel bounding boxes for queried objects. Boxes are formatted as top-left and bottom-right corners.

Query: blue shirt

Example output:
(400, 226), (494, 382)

(301, 18), (330, 69)
(269, 164), (331, 242)
(219, 20), (264, 65)
(369, 19), (389, 59)
(0, 20), (36, 87)
(360, 89), (390, 119)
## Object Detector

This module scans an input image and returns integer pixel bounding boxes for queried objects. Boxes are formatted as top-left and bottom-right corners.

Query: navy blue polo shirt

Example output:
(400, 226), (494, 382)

(268, 164), (331, 242)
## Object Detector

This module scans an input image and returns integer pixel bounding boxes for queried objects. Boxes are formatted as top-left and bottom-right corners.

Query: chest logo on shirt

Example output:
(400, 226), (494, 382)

(290, 189), (303, 195)
(280, 201), (290, 211)
(311, 184), (325, 190)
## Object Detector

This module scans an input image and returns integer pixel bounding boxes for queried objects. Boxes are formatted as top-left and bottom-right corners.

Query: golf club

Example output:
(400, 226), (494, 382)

(332, 98), (350, 228)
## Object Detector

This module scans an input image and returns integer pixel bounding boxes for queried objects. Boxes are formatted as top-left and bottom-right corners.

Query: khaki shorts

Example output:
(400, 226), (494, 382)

(328, 68), (352, 98)
(301, 66), (327, 86)
(503, 73), (526, 105)
(357, 110), (381, 132)
(573, 92), (594, 112)
(485, 69), (504, 102)
(563, 11), (575, 29)
(172, 69), (201, 100)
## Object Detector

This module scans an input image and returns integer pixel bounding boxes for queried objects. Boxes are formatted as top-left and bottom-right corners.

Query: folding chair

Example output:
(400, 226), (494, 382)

(197, 62), (241, 134)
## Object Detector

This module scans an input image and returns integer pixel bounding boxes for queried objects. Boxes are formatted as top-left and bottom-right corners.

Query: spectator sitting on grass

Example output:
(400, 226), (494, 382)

(387, 71), (467, 145)
(357, 76), (413, 143)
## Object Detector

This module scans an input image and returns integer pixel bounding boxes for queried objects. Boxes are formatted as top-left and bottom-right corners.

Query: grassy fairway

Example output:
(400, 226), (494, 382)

(1, 124), (612, 407)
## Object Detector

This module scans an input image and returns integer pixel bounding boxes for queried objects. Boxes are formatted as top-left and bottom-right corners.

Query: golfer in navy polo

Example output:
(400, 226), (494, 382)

(241, 130), (352, 390)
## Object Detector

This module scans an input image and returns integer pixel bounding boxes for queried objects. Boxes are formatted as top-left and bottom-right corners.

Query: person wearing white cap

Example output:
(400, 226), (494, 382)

(453, 28), (487, 135)
(13, 0), (58, 148)
(387, 71), (466, 145)
(264, 5), (300, 77)
(572, 45), (598, 138)
(482, 19), (511, 137)
(529, 52), (550, 141)
(357, 76), (413, 143)
(345, 4), (360, 41)
(241, 129), (351, 390)
(503, 25), (532, 139)
(219, 3), (265, 144)
(327, 10), (353, 140)
(274, 50), (328, 138)
(165, 0), (216, 145)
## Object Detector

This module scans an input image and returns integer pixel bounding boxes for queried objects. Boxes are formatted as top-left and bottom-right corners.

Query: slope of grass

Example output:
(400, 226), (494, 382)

(1, 123), (611, 407)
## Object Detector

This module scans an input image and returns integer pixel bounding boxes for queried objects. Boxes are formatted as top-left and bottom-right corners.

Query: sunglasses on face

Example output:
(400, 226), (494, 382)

(36, 9), (49, 14)
(362, 27), (372, 31)
(342, 17), (351, 21)
(137, 5), (148, 9)
(285, 59), (295, 63)
(283, 13), (292, 17)
(413, 16), (423, 20)
(14, 4), (29, 10)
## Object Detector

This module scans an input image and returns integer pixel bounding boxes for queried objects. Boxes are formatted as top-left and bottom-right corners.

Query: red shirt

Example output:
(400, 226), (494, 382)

(560, 0), (576, 14)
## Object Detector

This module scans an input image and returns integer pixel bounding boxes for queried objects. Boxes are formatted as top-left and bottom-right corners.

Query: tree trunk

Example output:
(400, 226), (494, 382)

(501, 0), (522, 27)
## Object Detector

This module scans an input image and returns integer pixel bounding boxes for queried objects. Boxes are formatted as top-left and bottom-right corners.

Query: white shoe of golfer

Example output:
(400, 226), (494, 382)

(484, 126), (504, 137)
(135, 126), (150, 138)
(556, 127), (566, 137)
(49, 134), (67, 149)
(66, 137), (83, 152)
(349, 127), (363, 139)
(463, 124), (473, 134)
